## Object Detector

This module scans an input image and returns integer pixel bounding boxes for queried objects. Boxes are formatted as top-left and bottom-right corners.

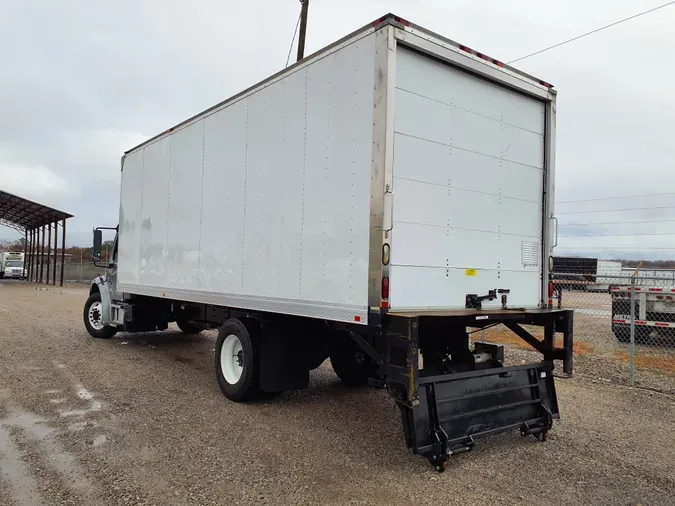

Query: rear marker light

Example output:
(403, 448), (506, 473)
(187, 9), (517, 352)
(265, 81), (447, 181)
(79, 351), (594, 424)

(354, 316), (361, 322)
(393, 16), (410, 26)
(382, 276), (390, 300)
(382, 243), (390, 265)
(548, 281), (554, 298)
(458, 45), (508, 72)
(372, 15), (410, 27)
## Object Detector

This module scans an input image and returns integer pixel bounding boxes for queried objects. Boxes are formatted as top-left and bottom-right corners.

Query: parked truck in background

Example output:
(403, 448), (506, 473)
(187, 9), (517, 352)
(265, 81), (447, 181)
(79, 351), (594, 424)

(592, 260), (623, 292)
(82, 14), (573, 470)
(612, 283), (675, 343)
(0, 252), (25, 279)
(551, 256), (623, 292)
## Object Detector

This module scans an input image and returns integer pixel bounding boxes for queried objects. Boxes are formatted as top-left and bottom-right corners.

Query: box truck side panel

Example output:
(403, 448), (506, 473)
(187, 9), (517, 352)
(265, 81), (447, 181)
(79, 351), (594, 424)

(140, 137), (172, 288)
(117, 33), (377, 323)
(389, 47), (546, 310)
(166, 121), (207, 289)
(200, 99), (248, 294)
(301, 42), (376, 306)
(117, 149), (143, 286)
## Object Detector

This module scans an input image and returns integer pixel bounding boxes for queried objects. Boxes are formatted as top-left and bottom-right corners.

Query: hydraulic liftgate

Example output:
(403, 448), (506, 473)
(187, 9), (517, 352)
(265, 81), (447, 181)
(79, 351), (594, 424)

(369, 309), (573, 471)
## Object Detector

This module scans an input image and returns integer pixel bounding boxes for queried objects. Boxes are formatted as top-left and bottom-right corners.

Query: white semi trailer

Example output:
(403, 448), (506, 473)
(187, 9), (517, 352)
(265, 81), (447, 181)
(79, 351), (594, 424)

(83, 14), (573, 470)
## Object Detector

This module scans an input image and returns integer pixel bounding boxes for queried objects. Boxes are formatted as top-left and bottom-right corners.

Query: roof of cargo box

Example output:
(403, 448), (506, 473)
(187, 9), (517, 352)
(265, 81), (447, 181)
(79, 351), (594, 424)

(0, 190), (73, 232)
(124, 13), (554, 157)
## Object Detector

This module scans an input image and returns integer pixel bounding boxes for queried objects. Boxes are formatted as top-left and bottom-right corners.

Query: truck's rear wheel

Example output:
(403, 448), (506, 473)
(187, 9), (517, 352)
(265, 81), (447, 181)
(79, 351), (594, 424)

(215, 319), (261, 401)
(176, 319), (204, 334)
(329, 331), (377, 385)
(83, 292), (117, 339)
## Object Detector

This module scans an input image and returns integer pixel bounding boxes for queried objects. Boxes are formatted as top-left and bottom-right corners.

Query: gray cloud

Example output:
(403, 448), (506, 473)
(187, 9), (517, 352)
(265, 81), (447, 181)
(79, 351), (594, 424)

(1, 0), (674, 261)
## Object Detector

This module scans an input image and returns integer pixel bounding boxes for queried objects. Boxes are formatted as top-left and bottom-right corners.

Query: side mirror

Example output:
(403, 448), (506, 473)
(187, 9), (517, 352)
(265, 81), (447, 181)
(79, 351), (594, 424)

(92, 229), (102, 262)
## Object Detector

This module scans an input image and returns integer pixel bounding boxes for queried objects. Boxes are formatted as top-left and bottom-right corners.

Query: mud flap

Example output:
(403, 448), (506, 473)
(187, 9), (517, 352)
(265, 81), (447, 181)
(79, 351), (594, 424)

(399, 362), (559, 470)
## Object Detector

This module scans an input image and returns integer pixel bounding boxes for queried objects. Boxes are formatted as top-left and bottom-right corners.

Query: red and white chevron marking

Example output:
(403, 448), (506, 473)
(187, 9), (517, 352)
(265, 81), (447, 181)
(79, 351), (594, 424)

(611, 286), (675, 293)
(612, 319), (675, 328)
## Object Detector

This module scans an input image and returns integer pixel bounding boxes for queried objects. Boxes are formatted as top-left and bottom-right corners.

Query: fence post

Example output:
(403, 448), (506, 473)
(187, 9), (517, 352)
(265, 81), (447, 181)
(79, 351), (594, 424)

(629, 275), (636, 387)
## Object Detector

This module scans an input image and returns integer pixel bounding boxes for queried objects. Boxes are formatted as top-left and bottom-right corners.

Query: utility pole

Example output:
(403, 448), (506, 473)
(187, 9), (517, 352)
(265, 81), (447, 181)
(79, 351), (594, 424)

(296, 0), (309, 62)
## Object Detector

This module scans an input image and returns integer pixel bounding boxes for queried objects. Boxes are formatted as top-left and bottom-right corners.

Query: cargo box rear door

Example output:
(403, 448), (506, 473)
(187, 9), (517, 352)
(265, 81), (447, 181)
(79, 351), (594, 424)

(389, 47), (546, 310)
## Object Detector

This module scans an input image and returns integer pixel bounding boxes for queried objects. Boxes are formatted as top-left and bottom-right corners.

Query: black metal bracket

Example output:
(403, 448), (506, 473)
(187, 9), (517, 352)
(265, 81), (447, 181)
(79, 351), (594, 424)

(426, 383), (449, 472)
(383, 318), (420, 406)
(448, 436), (475, 456)
(346, 330), (384, 367)
(503, 319), (574, 375)
(521, 404), (553, 442)
(466, 289), (510, 310)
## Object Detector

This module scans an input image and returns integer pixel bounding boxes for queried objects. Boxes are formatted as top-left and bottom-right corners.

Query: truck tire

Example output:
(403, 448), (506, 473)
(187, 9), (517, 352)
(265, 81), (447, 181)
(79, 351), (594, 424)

(329, 331), (377, 386)
(176, 319), (204, 334)
(215, 318), (261, 402)
(83, 292), (117, 339)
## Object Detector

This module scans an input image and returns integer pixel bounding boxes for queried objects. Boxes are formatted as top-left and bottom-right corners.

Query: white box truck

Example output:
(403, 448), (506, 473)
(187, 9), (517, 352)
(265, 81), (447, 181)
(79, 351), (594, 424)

(83, 14), (573, 470)
(0, 252), (25, 279)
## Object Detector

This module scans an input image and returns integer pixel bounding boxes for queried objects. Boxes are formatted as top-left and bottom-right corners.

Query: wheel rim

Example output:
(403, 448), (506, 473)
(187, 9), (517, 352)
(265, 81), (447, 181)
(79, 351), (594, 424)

(220, 334), (244, 385)
(88, 301), (104, 330)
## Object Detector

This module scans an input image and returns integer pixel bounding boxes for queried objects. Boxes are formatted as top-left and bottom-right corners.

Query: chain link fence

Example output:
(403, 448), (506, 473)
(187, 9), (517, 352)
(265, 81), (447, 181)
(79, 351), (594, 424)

(61, 262), (105, 284)
(473, 267), (675, 393)
(26, 260), (104, 285)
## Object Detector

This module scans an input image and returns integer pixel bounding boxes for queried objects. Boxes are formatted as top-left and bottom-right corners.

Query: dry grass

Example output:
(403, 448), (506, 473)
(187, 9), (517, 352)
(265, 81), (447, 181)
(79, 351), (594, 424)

(479, 325), (594, 356)
(613, 350), (675, 375)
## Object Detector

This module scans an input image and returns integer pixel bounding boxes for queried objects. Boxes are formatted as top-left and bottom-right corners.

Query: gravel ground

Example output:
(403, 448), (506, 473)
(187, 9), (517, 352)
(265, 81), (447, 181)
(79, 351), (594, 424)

(0, 281), (674, 506)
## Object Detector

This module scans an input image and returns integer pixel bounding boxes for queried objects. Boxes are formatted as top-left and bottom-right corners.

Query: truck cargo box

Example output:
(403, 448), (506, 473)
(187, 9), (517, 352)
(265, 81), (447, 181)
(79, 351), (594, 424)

(117, 15), (557, 325)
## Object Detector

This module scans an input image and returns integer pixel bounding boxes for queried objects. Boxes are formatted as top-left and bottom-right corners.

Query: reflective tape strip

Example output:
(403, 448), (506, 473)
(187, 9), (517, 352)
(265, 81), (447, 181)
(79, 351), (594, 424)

(611, 286), (675, 293)
(613, 319), (675, 328)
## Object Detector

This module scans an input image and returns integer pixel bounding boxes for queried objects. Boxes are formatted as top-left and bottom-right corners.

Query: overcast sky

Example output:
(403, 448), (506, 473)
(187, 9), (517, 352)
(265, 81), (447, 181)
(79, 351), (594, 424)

(1, 0), (673, 260)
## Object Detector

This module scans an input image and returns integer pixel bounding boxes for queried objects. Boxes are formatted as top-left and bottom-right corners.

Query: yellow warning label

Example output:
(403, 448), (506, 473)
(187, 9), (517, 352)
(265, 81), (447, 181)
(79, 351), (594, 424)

(465, 269), (477, 277)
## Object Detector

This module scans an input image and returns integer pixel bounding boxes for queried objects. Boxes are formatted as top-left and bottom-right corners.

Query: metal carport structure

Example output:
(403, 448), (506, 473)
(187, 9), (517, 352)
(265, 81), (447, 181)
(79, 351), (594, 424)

(0, 190), (73, 286)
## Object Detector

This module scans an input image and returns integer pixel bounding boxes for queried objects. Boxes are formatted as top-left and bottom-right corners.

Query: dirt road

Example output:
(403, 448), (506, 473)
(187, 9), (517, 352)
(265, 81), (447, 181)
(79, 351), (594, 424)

(1, 281), (674, 505)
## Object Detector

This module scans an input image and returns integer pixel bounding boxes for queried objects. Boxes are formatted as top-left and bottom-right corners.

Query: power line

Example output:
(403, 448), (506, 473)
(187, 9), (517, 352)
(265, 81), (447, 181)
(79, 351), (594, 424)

(558, 192), (675, 204)
(508, 0), (675, 64)
(285, 11), (302, 67)
(560, 232), (675, 238)
(559, 219), (675, 227)
(557, 205), (675, 215)
(555, 246), (675, 250)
